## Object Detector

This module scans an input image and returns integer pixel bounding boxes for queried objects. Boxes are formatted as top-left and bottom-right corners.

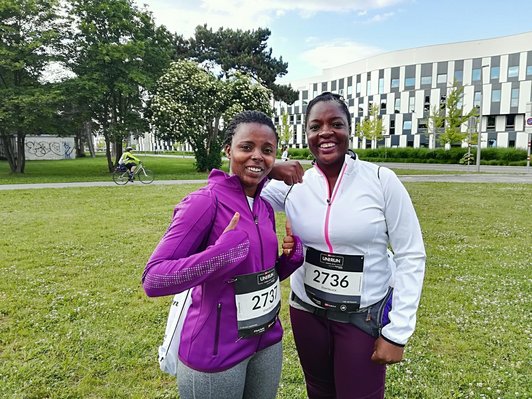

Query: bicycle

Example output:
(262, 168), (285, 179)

(112, 162), (154, 185)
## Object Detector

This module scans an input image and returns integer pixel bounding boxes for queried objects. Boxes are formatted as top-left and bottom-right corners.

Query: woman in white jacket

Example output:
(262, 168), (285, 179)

(262, 92), (426, 399)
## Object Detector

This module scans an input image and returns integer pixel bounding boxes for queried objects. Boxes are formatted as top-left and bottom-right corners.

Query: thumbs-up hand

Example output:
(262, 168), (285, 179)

(223, 212), (240, 234)
(282, 218), (295, 256)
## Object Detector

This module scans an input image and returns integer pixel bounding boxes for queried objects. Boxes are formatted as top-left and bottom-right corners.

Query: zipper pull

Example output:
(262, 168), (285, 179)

(366, 307), (372, 322)
(253, 215), (258, 224)
(326, 198), (331, 205)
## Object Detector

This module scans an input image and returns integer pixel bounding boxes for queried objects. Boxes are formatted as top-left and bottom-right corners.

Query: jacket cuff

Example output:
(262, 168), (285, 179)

(380, 333), (405, 348)
(286, 235), (304, 264)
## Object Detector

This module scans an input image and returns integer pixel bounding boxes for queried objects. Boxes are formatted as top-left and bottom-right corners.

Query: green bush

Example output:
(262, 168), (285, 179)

(353, 146), (526, 164)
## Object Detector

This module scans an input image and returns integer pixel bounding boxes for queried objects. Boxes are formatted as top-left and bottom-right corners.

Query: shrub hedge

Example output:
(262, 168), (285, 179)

(285, 147), (528, 166)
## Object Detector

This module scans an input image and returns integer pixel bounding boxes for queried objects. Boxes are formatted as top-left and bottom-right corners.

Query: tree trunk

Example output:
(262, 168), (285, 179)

(85, 121), (96, 158)
(2, 133), (27, 173)
(74, 131), (84, 158)
(1, 135), (18, 173)
(104, 135), (114, 172)
(15, 133), (26, 173)
(114, 139), (123, 166)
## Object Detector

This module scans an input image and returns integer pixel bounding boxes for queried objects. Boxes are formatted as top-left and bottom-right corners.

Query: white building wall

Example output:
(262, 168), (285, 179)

(277, 31), (532, 150)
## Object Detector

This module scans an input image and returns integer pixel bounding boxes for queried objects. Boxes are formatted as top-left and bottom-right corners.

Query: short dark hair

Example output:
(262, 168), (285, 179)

(223, 110), (278, 147)
(305, 92), (351, 131)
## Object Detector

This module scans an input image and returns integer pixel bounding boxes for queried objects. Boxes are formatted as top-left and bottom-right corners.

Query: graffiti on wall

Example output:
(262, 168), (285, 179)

(25, 137), (75, 160)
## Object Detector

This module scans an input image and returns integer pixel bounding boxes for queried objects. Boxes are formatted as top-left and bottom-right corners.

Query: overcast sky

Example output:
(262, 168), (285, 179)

(134, 0), (532, 83)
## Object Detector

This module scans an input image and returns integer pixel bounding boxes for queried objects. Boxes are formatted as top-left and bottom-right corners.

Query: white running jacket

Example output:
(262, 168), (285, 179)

(262, 154), (426, 345)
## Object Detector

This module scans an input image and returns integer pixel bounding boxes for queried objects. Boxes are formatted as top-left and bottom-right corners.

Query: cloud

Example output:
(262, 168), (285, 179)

(135, 0), (406, 36)
(299, 40), (384, 71)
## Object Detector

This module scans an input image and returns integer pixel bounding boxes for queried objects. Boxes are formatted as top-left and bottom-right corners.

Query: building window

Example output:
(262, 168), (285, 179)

(403, 120), (412, 130)
(418, 118), (428, 130)
(366, 80), (371, 94)
(437, 73), (447, 84)
(506, 114), (515, 129)
(440, 95), (446, 110)
(356, 82), (361, 94)
(508, 66), (519, 78)
(378, 78), (384, 94)
(391, 78), (400, 88)
(424, 96), (430, 111)
(409, 97), (415, 112)
(472, 68), (481, 81)
(491, 89), (501, 102)
(394, 98), (401, 113)
(474, 91), (481, 108)
(405, 77), (415, 88)
(421, 75), (432, 85)
(347, 86), (353, 96)
(487, 115), (496, 130)
(380, 99), (387, 113)
(511, 88), (519, 107)
(454, 70), (463, 83)
(527, 66), (532, 76)
(390, 120), (395, 135)
(490, 66), (500, 80)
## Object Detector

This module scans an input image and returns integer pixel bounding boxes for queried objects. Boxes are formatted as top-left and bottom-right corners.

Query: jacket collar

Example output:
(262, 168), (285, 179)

(208, 169), (267, 198)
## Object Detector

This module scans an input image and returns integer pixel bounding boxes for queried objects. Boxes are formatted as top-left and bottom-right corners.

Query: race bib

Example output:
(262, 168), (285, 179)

(304, 247), (364, 312)
(234, 267), (280, 338)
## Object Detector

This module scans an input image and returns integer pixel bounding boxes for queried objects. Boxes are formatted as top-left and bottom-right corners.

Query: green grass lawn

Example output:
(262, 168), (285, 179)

(0, 155), (214, 184)
(1, 182), (530, 398)
(0, 156), (469, 185)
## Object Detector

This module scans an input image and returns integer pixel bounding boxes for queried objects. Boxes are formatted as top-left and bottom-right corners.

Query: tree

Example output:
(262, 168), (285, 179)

(67, 0), (179, 171)
(279, 112), (293, 145)
(356, 104), (384, 148)
(151, 60), (272, 172)
(437, 81), (478, 147)
(427, 104), (446, 148)
(189, 25), (298, 104)
(0, 0), (65, 173)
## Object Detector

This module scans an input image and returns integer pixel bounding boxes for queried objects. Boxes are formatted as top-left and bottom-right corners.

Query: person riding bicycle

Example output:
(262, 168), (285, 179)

(118, 146), (140, 181)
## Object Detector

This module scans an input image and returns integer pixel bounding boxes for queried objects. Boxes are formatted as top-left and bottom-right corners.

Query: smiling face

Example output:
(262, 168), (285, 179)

(225, 122), (277, 197)
(306, 100), (350, 172)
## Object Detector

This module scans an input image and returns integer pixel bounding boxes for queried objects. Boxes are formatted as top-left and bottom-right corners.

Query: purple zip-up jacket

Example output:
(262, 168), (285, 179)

(142, 169), (304, 372)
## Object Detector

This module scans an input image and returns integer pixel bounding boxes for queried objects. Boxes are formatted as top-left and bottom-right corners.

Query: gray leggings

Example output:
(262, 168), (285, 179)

(176, 341), (282, 399)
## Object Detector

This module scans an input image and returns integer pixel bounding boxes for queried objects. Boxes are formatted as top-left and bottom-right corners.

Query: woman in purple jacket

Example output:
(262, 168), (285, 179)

(142, 110), (304, 399)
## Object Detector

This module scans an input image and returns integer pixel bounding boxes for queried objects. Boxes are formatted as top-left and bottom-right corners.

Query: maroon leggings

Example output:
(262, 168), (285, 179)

(290, 307), (386, 399)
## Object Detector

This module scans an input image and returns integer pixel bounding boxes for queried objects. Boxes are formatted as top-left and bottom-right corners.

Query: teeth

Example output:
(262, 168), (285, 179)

(248, 167), (262, 172)
(320, 143), (335, 148)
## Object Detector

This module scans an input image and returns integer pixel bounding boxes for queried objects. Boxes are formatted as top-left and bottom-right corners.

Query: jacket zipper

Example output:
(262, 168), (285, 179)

(213, 302), (222, 355)
(315, 162), (348, 253)
(250, 203), (264, 351)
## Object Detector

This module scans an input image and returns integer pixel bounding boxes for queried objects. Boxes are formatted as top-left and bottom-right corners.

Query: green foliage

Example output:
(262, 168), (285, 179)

(354, 147), (527, 165)
(0, 0), (66, 173)
(151, 60), (272, 172)
(279, 112), (293, 145)
(0, 183), (530, 398)
(437, 81), (479, 146)
(189, 24), (298, 104)
(355, 104), (384, 147)
(67, 0), (178, 170)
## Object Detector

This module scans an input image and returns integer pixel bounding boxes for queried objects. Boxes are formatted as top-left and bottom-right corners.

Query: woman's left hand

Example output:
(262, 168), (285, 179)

(371, 337), (404, 365)
(282, 219), (294, 256)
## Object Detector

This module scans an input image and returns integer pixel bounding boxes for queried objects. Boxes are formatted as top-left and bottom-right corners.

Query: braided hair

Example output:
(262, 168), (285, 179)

(223, 110), (278, 147)
(305, 92), (352, 131)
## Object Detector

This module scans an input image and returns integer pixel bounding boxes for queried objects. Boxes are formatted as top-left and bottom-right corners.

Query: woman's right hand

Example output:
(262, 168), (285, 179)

(268, 160), (304, 185)
(223, 212), (240, 234)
